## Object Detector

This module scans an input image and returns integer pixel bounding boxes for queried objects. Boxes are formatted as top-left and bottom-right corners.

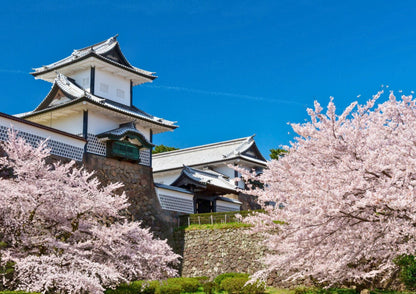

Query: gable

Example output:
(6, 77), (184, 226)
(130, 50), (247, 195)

(241, 142), (267, 162)
(34, 82), (79, 112)
(100, 44), (131, 68)
(49, 89), (71, 107)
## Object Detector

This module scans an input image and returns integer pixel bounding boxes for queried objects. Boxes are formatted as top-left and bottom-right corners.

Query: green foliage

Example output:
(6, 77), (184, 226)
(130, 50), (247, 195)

(241, 279), (266, 294)
(165, 277), (201, 293)
(266, 288), (296, 294)
(141, 281), (160, 294)
(203, 281), (215, 294)
(0, 260), (15, 291)
(294, 287), (357, 294)
(214, 273), (249, 291)
(105, 280), (160, 294)
(194, 276), (209, 284)
(395, 254), (416, 290)
(368, 291), (404, 294)
(157, 283), (182, 294)
(185, 222), (252, 231)
(221, 277), (247, 294)
(152, 145), (179, 154)
(179, 210), (264, 227)
(0, 261), (15, 276)
(294, 287), (319, 294)
(105, 281), (142, 294)
(269, 148), (288, 160)
(105, 277), (200, 294)
(0, 292), (41, 294)
(220, 276), (266, 294)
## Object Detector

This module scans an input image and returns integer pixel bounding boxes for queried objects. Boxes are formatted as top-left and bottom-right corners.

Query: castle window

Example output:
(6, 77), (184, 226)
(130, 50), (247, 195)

(107, 140), (140, 163)
(100, 83), (109, 93)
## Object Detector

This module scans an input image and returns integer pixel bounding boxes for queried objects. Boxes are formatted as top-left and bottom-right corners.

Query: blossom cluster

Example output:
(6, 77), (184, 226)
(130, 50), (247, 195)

(0, 131), (179, 293)
(240, 92), (416, 286)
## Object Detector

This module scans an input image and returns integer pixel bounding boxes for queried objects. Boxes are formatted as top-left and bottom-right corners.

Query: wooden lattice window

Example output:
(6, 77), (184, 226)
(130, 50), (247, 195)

(107, 141), (140, 162)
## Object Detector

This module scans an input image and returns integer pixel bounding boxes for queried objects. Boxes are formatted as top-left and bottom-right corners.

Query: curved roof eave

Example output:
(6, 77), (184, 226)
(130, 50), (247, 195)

(19, 97), (178, 130)
(34, 80), (81, 112)
(31, 52), (156, 81)
(153, 155), (266, 174)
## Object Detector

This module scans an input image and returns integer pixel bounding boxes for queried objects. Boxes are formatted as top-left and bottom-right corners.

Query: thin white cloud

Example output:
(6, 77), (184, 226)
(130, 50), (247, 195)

(0, 69), (26, 74)
(144, 84), (305, 106)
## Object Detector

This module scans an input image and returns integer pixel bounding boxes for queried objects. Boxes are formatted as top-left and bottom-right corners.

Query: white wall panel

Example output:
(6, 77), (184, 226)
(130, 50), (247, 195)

(155, 186), (194, 214)
(50, 113), (83, 135)
(71, 70), (91, 91)
(88, 111), (119, 134)
(95, 69), (130, 105)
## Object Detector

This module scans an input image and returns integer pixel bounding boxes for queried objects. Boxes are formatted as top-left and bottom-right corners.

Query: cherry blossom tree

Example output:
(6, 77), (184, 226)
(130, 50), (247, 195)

(0, 131), (179, 294)
(240, 91), (416, 287)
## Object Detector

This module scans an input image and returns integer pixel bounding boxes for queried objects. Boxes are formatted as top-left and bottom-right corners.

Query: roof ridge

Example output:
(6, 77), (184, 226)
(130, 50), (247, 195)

(75, 35), (118, 52)
(31, 35), (157, 83)
(184, 165), (226, 178)
(153, 135), (255, 158)
(55, 73), (103, 101)
(182, 166), (235, 188)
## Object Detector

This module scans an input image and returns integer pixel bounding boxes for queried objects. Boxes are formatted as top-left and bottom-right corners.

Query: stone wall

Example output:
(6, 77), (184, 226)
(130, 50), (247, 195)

(238, 193), (261, 211)
(83, 153), (181, 240)
(1, 146), (182, 241)
(178, 227), (267, 279)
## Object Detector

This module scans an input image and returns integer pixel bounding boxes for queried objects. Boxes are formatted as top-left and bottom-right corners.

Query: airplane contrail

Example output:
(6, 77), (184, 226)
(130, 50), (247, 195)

(144, 84), (305, 106)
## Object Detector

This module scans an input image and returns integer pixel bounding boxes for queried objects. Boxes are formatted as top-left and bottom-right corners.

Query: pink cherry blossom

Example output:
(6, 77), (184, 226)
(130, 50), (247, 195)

(239, 91), (416, 287)
(0, 130), (179, 293)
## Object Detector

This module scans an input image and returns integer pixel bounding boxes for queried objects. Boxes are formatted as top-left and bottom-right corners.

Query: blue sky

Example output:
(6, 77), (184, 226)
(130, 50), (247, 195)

(1, 1), (416, 158)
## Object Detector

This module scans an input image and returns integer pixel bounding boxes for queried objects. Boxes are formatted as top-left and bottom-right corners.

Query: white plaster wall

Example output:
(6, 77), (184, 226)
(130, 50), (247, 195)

(153, 171), (182, 185)
(216, 200), (240, 212)
(213, 165), (245, 189)
(87, 112), (151, 143)
(213, 165), (235, 179)
(134, 123), (151, 141)
(0, 116), (85, 150)
(216, 200), (241, 209)
(155, 186), (194, 214)
(156, 187), (193, 199)
(50, 113), (84, 135)
(95, 69), (130, 105)
(88, 111), (119, 134)
(71, 70), (91, 91)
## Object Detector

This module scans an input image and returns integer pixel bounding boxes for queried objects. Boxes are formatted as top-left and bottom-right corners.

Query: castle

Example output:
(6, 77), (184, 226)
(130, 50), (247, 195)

(1, 36), (267, 236)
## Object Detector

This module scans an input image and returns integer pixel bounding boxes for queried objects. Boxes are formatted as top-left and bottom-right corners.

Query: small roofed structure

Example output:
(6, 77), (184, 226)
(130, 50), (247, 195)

(97, 122), (154, 163)
(153, 136), (266, 213)
(153, 135), (266, 174)
(171, 166), (242, 213)
(31, 34), (156, 86)
(17, 36), (177, 166)
(172, 166), (237, 194)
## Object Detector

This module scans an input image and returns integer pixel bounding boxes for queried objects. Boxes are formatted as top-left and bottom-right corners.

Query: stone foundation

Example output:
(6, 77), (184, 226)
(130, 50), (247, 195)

(83, 153), (181, 240)
(179, 227), (267, 279)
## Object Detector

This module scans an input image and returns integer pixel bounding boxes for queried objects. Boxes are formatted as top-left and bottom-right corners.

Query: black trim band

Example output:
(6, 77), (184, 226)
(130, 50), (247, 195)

(90, 67), (95, 95)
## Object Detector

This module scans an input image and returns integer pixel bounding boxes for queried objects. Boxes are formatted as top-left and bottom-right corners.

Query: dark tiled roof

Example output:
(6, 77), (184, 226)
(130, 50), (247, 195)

(16, 74), (177, 130)
(97, 122), (154, 147)
(31, 35), (156, 80)
(175, 166), (237, 192)
(153, 135), (266, 172)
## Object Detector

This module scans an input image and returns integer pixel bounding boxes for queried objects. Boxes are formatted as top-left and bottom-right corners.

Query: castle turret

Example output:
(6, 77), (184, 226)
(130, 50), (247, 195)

(17, 36), (177, 166)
